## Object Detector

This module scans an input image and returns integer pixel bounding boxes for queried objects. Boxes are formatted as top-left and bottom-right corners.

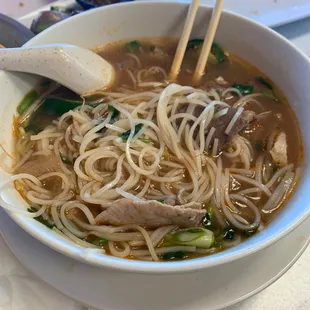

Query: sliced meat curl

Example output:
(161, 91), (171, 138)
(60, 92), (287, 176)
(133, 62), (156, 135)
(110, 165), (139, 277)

(95, 198), (205, 228)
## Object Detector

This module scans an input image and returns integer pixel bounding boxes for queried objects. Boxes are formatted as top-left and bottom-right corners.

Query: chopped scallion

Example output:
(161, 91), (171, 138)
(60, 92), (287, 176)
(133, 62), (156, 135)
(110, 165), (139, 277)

(17, 90), (37, 115)
(120, 123), (143, 141)
(28, 207), (54, 229)
(232, 83), (254, 95)
(126, 40), (141, 53)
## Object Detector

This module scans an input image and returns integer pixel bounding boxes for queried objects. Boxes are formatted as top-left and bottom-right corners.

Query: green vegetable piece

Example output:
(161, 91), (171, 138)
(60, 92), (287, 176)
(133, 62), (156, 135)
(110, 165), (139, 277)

(91, 237), (108, 247)
(50, 6), (60, 11)
(186, 39), (204, 50)
(256, 77), (273, 89)
(211, 43), (225, 63)
(140, 137), (151, 144)
(108, 105), (120, 122)
(27, 207), (55, 229)
(202, 210), (213, 228)
(17, 90), (37, 115)
(120, 123), (143, 141)
(41, 97), (81, 115)
(255, 139), (265, 152)
(232, 83), (254, 95)
(158, 199), (165, 203)
(163, 227), (214, 249)
(187, 40), (225, 64)
(263, 89), (279, 102)
(162, 251), (186, 260)
(223, 228), (235, 240)
(126, 40), (141, 53)
(149, 45), (156, 52)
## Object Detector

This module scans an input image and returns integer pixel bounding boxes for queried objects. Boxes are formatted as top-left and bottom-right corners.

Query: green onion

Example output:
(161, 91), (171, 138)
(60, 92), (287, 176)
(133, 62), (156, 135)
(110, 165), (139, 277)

(223, 228), (235, 240)
(255, 140), (265, 151)
(140, 137), (151, 144)
(232, 83), (254, 95)
(263, 89), (279, 102)
(28, 207), (54, 229)
(50, 6), (60, 11)
(149, 45), (156, 52)
(120, 123), (143, 141)
(126, 40), (141, 53)
(162, 251), (187, 260)
(186, 39), (225, 63)
(202, 210), (213, 228)
(17, 90), (38, 115)
(41, 97), (81, 114)
(211, 43), (225, 63)
(91, 237), (108, 247)
(256, 77), (279, 102)
(186, 39), (204, 51)
(108, 105), (120, 122)
(163, 227), (214, 249)
(158, 199), (165, 203)
(256, 77), (273, 89)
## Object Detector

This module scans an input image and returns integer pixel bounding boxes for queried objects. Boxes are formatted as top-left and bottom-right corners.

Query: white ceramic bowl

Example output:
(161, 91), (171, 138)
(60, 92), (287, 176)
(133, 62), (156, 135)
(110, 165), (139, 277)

(0, 1), (309, 274)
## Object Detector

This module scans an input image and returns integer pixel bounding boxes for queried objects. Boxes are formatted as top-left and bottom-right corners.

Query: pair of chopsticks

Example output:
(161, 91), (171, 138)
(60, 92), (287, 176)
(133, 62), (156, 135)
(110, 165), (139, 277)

(169, 0), (224, 85)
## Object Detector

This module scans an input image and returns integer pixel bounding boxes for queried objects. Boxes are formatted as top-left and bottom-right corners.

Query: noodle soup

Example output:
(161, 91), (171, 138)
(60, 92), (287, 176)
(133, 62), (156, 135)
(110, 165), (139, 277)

(11, 38), (302, 261)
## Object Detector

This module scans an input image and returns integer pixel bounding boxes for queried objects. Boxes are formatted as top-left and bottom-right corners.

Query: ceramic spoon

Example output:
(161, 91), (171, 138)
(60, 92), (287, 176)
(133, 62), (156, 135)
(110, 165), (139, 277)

(0, 44), (115, 95)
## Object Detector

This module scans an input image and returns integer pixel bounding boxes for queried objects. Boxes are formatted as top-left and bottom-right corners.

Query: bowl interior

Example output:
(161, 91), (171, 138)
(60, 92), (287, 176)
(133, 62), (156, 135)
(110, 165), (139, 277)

(0, 2), (309, 273)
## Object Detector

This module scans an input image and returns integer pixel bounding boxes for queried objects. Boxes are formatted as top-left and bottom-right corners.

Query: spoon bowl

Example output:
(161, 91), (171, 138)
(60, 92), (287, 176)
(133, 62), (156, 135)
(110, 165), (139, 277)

(0, 44), (115, 95)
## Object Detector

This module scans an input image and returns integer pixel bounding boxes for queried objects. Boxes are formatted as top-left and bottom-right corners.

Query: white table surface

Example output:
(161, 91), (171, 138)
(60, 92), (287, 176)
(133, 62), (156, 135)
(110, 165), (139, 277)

(0, 1), (309, 309)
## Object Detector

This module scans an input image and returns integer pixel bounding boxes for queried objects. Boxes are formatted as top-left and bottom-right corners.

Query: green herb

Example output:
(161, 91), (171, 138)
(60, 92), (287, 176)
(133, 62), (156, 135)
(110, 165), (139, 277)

(91, 237), (108, 247)
(28, 207), (54, 229)
(255, 140), (265, 152)
(256, 77), (273, 89)
(17, 89), (37, 115)
(149, 45), (156, 52)
(186, 39), (204, 51)
(108, 105), (120, 122)
(163, 227), (214, 249)
(232, 83), (254, 95)
(202, 209), (213, 228)
(140, 137), (151, 144)
(256, 77), (279, 102)
(60, 154), (72, 165)
(50, 5), (60, 11)
(263, 89), (279, 102)
(186, 40), (225, 64)
(223, 228), (235, 240)
(24, 123), (42, 134)
(126, 40), (141, 53)
(41, 97), (81, 115)
(120, 123), (143, 141)
(162, 251), (187, 260)
(158, 199), (165, 203)
(211, 43), (225, 63)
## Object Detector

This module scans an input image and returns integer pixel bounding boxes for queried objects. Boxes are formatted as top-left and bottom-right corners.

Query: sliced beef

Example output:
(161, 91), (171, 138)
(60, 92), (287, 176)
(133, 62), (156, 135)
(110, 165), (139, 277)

(208, 108), (256, 149)
(95, 198), (205, 228)
(270, 132), (288, 166)
(15, 154), (60, 177)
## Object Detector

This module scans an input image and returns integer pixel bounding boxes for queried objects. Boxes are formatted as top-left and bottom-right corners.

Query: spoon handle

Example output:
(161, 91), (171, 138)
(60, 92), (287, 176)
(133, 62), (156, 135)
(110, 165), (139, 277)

(0, 44), (114, 95)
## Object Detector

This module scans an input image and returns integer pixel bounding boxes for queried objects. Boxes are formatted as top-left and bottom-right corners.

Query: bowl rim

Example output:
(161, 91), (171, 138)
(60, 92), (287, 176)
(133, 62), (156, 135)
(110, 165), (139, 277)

(4, 1), (310, 274)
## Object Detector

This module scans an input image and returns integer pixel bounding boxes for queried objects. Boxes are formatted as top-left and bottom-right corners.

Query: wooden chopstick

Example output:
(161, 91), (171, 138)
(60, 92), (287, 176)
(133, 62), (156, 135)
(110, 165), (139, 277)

(193, 0), (224, 85)
(169, 0), (200, 81)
